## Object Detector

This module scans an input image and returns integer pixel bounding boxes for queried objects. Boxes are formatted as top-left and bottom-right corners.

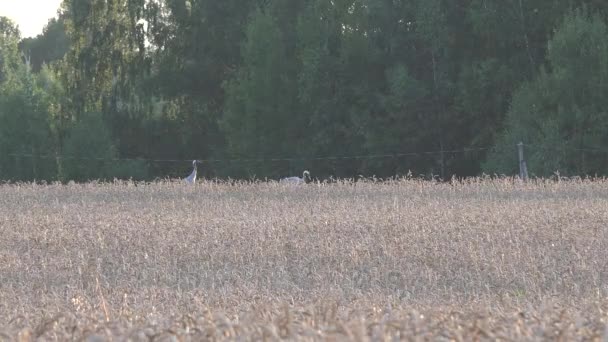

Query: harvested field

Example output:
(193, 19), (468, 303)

(1, 178), (608, 340)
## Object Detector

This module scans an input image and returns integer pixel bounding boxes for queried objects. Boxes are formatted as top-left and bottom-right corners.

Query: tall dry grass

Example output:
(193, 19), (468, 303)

(1, 177), (608, 340)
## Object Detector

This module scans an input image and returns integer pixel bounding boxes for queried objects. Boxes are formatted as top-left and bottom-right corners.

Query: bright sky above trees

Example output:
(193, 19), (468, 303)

(0, 0), (62, 38)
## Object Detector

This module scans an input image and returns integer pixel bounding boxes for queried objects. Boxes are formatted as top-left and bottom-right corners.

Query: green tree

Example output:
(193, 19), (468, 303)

(59, 110), (149, 181)
(60, 0), (146, 116)
(294, 0), (349, 176)
(0, 18), (58, 180)
(19, 16), (70, 73)
(222, 5), (296, 178)
(0, 17), (21, 85)
(58, 0), (152, 175)
(61, 112), (116, 181)
(143, 0), (255, 174)
(485, 8), (608, 176)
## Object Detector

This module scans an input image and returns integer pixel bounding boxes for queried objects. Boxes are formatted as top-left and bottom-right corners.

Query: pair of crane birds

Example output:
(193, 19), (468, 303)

(184, 160), (311, 184)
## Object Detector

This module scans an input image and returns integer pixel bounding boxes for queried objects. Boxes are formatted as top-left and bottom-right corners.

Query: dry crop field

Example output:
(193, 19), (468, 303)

(2, 177), (608, 340)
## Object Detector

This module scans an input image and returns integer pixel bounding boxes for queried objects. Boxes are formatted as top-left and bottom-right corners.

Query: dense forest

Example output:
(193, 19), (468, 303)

(1, 0), (608, 182)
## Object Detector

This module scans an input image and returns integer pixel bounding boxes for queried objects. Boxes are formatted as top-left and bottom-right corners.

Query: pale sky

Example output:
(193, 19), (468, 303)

(0, 0), (63, 38)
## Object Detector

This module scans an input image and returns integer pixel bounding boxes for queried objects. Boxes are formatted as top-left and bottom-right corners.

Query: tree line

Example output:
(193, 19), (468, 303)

(1, 0), (608, 182)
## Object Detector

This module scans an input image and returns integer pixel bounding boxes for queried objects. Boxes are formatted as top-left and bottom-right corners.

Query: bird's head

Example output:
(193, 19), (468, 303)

(192, 160), (200, 170)
(303, 170), (311, 182)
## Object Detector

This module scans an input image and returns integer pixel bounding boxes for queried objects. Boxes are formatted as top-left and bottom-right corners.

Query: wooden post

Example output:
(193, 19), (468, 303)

(56, 152), (64, 182)
(517, 142), (528, 181)
(439, 139), (445, 181)
(15, 153), (20, 181)
(31, 147), (37, 180)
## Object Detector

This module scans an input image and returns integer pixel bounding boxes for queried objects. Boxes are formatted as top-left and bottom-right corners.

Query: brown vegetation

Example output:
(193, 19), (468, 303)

(1, 178), (608, 340)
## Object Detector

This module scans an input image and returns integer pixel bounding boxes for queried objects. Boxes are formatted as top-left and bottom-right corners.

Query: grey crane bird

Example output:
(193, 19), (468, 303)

(184, 160), (199, 184)
(281, 170), (311, 184)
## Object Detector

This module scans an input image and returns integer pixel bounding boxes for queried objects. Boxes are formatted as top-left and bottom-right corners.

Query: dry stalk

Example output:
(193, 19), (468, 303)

(0, 178), (607, 340)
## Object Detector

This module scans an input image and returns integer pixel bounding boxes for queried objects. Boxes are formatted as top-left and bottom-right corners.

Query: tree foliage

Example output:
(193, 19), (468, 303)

(2, 2), (608, 182)
(0, 18), (57, 180)
(485, 8), (608, 176)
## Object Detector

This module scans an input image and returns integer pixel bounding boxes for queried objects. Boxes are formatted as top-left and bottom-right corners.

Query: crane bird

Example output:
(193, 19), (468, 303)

(281, 170), (311, 184)
(184, 160), (199, 184)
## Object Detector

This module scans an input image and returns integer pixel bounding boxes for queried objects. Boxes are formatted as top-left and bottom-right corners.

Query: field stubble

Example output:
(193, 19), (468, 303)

(1, 178), (608, 340)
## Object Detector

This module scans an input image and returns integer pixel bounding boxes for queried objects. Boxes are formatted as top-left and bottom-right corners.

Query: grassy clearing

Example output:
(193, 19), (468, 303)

(1, 178), (608, 340)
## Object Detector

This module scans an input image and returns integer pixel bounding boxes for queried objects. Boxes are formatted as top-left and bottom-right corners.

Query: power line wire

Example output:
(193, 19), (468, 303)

(6, 146), (492, 164)
(14, 144), (608, 165)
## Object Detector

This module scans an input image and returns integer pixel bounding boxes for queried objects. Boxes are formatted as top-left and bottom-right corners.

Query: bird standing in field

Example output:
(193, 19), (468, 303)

(281, 170), (311, 184)
(184, 160), (199, 184)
